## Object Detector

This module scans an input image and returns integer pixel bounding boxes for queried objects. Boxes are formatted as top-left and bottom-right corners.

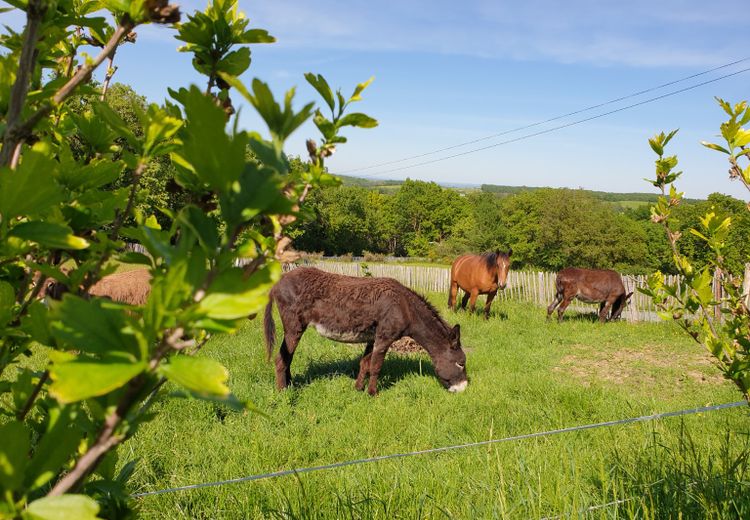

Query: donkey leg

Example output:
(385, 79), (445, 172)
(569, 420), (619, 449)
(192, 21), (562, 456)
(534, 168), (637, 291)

(355, 341), (374, 391)
(460, 291), (470, 310)
(367, 339), (392, 396)
(275, 327), (304, 390)
(557, 297), (573, 323)
(547, 293), (562, 320)
(483, 290), (497, 320)
(599, 300), (613, 323)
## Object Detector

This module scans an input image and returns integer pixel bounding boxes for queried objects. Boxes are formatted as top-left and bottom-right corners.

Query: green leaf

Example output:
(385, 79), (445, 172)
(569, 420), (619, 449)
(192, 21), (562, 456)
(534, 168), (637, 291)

(349, 76), (374, 102)
(117, 251), (153, 267)
(9, 221), (90, 250)
(0, 422), (30, 492)
(237, 28), (275, 44)
(198, 262), (281, 319)
(159, 356), (230, 396)
(21, 301), (53, 345)
(58, 159), (124, 191)
(216, 47), (251, 76)
(49, 356), (147, 403)
(177, 205), (220, 253)
(26, 407), (84, 490)
(700, 141), (730, 154)
(304, 73), (335, 112)
(0, 146), (64, 219)
(23, 495), (101, 520)
(50, 295), (141, 357)
(0, 281), (14, 325)
(337, 112), (378, 129)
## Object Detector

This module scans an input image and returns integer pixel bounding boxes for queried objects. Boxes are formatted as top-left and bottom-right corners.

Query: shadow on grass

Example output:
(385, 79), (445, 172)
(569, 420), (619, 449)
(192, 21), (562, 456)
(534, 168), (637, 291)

(293, 353), (432, 392)
(449, 306), (509, 320)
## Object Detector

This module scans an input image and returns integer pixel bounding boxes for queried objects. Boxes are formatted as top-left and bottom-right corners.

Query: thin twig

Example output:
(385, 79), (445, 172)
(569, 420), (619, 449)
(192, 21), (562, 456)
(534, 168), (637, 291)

(0, 0), (46, 167)
(16, 370), (49, 421)
(4, 21), (135, 162)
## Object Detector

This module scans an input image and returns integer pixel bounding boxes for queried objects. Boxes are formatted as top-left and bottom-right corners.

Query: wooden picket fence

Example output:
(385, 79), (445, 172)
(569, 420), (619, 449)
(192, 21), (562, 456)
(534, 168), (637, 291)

(124, 244), (750, 323)
(292, 260), (750, 323)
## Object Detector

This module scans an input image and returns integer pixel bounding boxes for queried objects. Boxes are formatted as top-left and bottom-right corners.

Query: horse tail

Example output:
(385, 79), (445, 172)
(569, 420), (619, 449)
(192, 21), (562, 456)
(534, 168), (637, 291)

(263, 292), (276, 362)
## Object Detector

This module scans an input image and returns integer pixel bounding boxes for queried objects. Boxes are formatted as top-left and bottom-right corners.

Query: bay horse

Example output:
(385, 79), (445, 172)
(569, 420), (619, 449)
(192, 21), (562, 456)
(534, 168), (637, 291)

(263, 267), (468, 395)
(547, 267), (633, 323)
(448, 249), (512, 319)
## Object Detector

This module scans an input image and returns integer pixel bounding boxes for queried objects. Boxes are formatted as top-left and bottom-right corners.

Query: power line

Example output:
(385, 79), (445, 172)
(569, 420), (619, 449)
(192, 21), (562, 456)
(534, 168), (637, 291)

(353, 65), (750, 179)
(131, 400), (746, 498)
(337, 56), (750, 175)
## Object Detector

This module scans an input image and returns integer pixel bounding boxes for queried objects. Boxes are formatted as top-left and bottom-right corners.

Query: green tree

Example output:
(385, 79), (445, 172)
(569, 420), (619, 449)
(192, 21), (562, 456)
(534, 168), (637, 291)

(0, 0), (376, 517)
(643, 101), (750, 401)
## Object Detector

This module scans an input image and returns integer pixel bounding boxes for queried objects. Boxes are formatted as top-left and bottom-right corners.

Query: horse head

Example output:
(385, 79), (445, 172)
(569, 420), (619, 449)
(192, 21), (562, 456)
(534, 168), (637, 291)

(495, 248), (512, 289)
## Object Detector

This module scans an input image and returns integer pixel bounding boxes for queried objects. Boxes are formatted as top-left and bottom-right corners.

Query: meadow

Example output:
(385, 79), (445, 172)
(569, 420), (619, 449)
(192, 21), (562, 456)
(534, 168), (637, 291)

(126, 299), (749, 519)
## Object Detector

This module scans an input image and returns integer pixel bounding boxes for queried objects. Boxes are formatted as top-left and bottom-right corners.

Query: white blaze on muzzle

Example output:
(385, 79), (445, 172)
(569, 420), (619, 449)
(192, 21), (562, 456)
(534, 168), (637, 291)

(448, 380), (468, 393)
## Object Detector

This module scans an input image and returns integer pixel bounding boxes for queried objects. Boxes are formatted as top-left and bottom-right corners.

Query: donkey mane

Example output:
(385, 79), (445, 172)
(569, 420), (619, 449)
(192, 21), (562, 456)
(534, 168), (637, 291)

(407, 287), (451, 333)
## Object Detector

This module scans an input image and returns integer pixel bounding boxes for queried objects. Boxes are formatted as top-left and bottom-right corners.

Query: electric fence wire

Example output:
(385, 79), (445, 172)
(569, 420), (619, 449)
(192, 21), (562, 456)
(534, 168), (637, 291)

(132, 400), (747, 498)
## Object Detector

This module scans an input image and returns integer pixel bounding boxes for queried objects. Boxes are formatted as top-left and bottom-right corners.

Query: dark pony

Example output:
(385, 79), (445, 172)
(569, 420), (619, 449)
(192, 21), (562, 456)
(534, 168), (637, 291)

(547, 267), (633, 322)
(264, 267), (468, 395)
(448, 248), (512, 319)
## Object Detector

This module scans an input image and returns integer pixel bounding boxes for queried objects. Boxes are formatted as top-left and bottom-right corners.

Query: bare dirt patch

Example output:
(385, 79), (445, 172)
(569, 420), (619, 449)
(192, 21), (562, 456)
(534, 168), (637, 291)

(552, 344), (725, 387)
(391, 336), (424, 354)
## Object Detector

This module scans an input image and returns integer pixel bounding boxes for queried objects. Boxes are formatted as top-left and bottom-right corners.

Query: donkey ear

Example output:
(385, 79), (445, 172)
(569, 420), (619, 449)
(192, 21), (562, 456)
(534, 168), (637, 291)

(494, 248), (500, 255)
(451, 324), (461, 345)
(507, 247), (513, 256)
(626, 291), (634, 300)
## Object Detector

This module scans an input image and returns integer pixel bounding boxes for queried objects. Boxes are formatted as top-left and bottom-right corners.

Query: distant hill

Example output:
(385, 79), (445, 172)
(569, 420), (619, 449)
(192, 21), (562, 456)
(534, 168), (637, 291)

(336, 176), (700, 205)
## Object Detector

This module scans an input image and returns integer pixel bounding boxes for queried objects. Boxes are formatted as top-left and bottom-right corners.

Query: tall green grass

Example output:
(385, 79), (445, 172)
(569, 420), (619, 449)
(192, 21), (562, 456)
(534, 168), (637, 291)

(125, 299), (749, 519)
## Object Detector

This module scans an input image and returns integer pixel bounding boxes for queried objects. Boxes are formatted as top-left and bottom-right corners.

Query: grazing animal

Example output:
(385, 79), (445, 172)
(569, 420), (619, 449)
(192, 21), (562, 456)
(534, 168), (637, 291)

(263, 267), (468, 396)
(547, 267), (633, 323)
(448, 249), (512, 319)
(43, 269), (152, 305)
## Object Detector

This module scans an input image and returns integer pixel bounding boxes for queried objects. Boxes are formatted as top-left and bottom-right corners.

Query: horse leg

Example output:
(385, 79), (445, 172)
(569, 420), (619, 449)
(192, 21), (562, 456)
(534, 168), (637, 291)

(460, 291), (470, 310)
(557, 297), (573, 323)
(483, 290), (497, 320)
(448, 280), (458, 310)
(367, 338), (392, 396)
(275, 325), (304, 390)
(468, 289), (479, 313)
(355, 341), (374, 391)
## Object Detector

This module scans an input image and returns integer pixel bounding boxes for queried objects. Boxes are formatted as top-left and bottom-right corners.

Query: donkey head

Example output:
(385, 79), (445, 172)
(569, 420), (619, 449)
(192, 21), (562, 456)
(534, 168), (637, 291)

(433, 324), (468, 393)
(609, 291), (634, 321)
(495, 248), (513, 289)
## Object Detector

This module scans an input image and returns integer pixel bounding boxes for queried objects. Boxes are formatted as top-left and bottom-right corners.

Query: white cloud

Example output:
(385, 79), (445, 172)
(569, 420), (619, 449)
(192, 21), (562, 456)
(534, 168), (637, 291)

(243, 0), (745, 68)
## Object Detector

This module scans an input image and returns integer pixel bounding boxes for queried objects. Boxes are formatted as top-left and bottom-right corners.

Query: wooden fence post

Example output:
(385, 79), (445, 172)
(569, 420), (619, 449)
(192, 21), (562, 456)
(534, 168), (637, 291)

(743, 263), (750, 309)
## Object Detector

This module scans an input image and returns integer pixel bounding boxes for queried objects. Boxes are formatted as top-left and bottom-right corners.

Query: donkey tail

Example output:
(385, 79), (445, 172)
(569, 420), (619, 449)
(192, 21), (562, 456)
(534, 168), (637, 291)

(263, 293), (276, 362)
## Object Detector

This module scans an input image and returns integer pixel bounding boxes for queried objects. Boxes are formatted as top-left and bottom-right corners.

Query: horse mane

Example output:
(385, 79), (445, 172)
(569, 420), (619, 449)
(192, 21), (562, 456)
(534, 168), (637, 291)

(482, 251), (499, 271)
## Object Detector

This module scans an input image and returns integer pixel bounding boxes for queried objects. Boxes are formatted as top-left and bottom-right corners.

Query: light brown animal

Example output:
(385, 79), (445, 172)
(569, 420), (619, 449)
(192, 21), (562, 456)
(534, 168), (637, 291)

(43, 269), (152, 305)
(448, 249), (512, 319)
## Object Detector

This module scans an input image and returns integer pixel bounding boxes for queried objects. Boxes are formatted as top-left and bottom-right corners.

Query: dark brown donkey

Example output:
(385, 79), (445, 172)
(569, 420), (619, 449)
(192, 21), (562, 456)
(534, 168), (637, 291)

(448, 249), (512, 318)
(547, 267), (633, 323)
(264, 267), (468, 395)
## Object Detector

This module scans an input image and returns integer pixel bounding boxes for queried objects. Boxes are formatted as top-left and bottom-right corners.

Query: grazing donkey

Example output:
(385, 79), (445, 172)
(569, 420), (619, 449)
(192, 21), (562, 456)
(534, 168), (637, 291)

(448, 249), (512, 319)
(264, 267), (468, 395)
(547, 267), (633, 323)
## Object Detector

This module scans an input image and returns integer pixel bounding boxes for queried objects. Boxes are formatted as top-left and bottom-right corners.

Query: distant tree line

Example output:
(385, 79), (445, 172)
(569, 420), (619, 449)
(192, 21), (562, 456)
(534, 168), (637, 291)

(291, 179), (750, 275)
(98, 83), (749, 276)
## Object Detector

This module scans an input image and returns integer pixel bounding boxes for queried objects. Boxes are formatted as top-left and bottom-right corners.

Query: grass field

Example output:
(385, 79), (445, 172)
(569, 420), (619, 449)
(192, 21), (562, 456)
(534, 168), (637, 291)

(126, 299), (749, 519)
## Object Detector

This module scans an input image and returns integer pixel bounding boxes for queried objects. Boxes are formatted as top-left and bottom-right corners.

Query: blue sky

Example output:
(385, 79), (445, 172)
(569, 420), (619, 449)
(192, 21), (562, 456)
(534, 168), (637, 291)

(2, 0), (749, 198)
